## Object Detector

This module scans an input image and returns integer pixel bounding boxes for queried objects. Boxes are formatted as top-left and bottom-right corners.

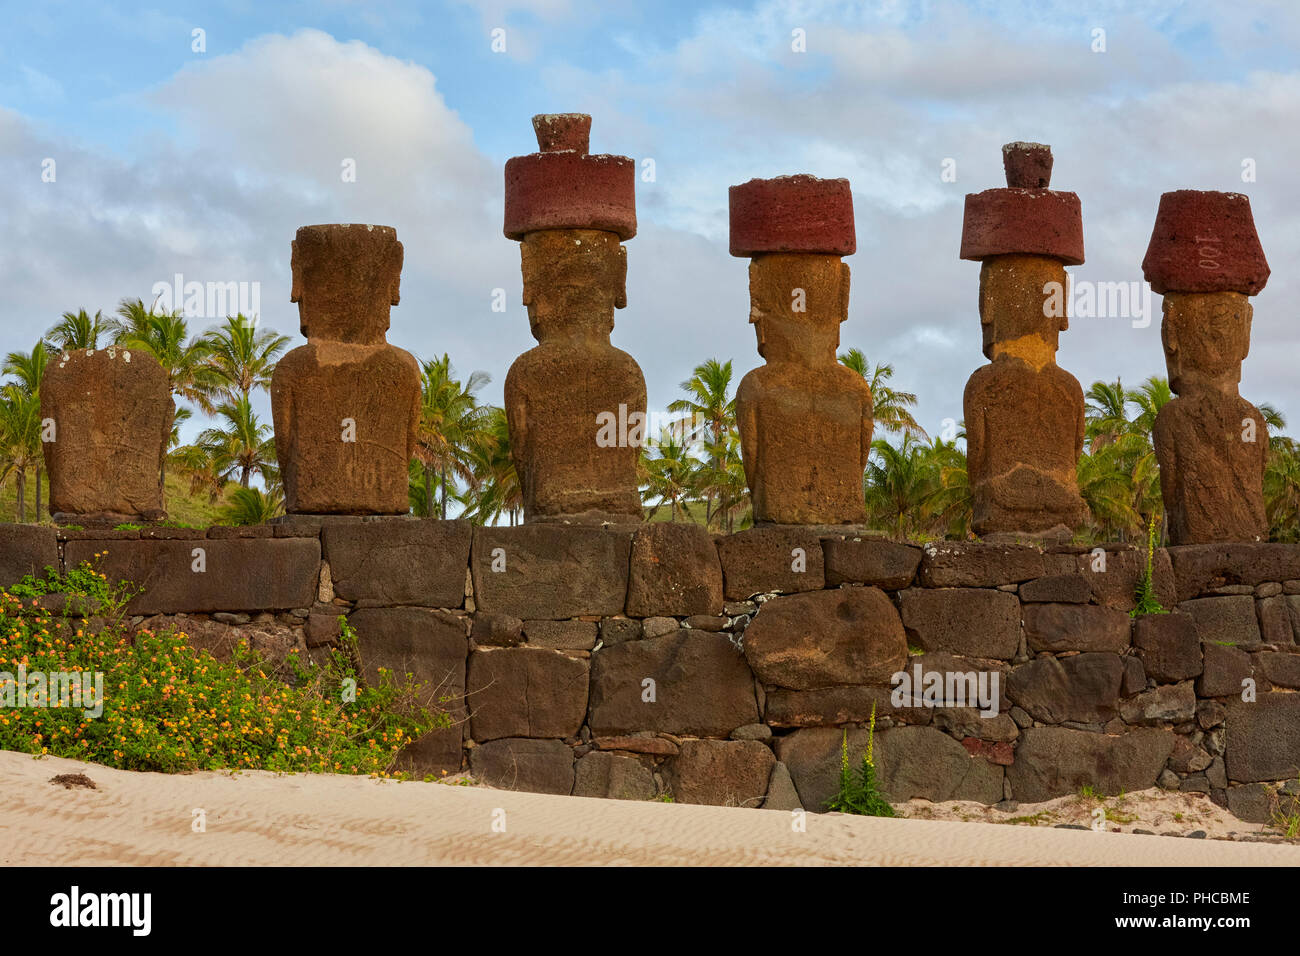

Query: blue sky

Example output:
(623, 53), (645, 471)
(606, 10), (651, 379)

(2, 0), (1299, 450)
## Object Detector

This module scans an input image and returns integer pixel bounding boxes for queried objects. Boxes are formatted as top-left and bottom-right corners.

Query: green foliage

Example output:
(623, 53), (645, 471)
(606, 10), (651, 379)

(0, 561), (449, 775)
(825, 703), (895, 817)
(1131, 513), (1168, 617)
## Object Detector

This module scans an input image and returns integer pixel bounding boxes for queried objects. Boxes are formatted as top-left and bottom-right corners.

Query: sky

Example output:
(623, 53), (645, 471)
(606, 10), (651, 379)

(2, 0), (1298, 449)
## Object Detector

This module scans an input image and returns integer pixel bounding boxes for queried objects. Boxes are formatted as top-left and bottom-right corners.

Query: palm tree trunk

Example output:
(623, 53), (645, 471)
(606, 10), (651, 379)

(439, 467), (448, 520)
(16, 467), (26, 523)
(424, 465), (433, 518)
(35, 466), (42, 521)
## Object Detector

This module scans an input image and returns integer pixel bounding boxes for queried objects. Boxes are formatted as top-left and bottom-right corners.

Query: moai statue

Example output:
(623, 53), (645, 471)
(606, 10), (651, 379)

(270, 224), (421, 515)
(730, 175), (872, 525)
(960, 142), (1089, 538)
(1143, 190), (1271, 544)
(41, 346), (173, 525)
(503, 113), (646, 523)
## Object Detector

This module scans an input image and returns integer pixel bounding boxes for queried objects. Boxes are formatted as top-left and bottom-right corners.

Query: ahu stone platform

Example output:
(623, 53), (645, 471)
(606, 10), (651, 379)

(2, 520), (1299, 822)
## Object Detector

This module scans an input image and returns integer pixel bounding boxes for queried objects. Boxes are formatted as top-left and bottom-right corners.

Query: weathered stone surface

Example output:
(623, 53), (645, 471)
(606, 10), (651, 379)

(716, 526), (825, 599)
(1197, 642), (1254, 698)
(0, 525), (58, 587)
(1122, 655), (1146, 696)
(1179, 595), (1260, 645)
(664, 739), (775, 808)
(1119, 681), (1197, 725)
(1226, 783), (1275, 823)
(304, 603), (341, 647)
(469, 738), (575, 795)
(572, 751), (656, 801)
(66, 538), (319, 614)
(1142, 190), (1269, 295)
(1023, 603), (1130, 653)
(350, 606), (468, 774)
(1256, 651), (1300, 688)
(899, 587), (1021, 659)
(1168, 543), (1300, 602)
(743, 587), (906, 689)
(961, 187), (1084, 264)
(1225, 695), (1300, 783)
(1071, 546), (1176, 612)
(763, 761), (803, 811)
(625, 522), (724, 617)
(821, 536), (920, 589)
(470, 525), (631, 619)
(729, 175), (855, 256)
(1006, 653), (1124, 724)
(136, 613), (306, 668)
(684, 614), (727, 632)
(1257, 596), (1293, 644)
(1133, 612), (1202, 682)
(471, 611), (525, 647)
(765, 684), (917, 728)
(599, 616), (641, 646)
(933, 709), (1018, 742)
(588, 630), (758, 736)
(523, 619), (597, 650)
(1168, 735), (1214, 773)
(918, 541), (1048, 587)
(1019, 574), (1092, 604)
(1006, 727), (1176, 802)
(592, 734), (679, 756)
(322, 519), (471, 608)
(467, 647), (588, 741)
(642, 617), (678, 638)
(506, 226), (645, 521)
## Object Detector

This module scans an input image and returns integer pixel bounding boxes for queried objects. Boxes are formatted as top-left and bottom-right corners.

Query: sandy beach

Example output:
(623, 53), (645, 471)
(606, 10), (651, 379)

(3, 752), (1297, 866)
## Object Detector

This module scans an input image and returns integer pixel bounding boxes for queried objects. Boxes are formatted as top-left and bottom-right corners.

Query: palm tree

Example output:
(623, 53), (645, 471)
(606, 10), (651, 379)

(2, 344), (48, 519)
(1265, 436), (1300, 542)
(195, 397), (276, 489)
(864, 435), (936, 540)
(200, 314), (290, 410)
(459, 406), (522, 525)
(221, 485), (284, 526)
(170, 440), (234, 506)
(0, 387), (41, 521)
(1084, 379), (1131, 451)
(45, 309), (109, 354)
(667, 359), (737, 529)
(413, 355), (492, 519)
(922, 436), (972, 538)
(640, 428), (696, 522)
(839, 348), (926, 439)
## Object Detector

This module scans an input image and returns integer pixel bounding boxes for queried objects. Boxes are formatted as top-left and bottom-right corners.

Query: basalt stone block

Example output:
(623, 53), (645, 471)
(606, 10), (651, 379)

(522, 619), (598, 650)
(572, 751), (657, 801)
(1006, 653), (1124, 724)
(588, 630), (758, 737)
(1119, 681), (1197, 725)
(821, 536), (921, 589)
(350, 606), (468, 774)
(467, 646), (588, 742)
(728, 175), (855, 256)
(664, 739), (776, 808)
(1197, 642), (1254, 698)
(469, 738), (575, 795)
(1006, 727), (1175, 802)
(1133, 612), (1203, 682)
(1168, 543), (1300, 602)
(1142, 190), (1269, 295)
(716, 526), (825, 599)
(1073, 546), (1175, 612)
(1023, 603), (1130, 654)
(0, 525), (58, 587)
(322, 519), (471, 608)
(898, 587), (1021, 659)
(918, 541), (1050, 587)
(764, 762), (803, 811)
(65, 538), (319, 614)
(470, 525), (632, 619)
(41, 348), (173, 524)
(625, 522), (723, 617)
(1226, 783), (1276, 823)
(1225, 694), (1300, 783)
(764, 684), (929, 728)
(1256, 651), (1300, 688)
(743, 587), (906, 690)
(471, 611), (525, 647)
(1257, 596), (1293, 645)
(1178, 595), (1260, 645)
(1019, 573), (1092, 604)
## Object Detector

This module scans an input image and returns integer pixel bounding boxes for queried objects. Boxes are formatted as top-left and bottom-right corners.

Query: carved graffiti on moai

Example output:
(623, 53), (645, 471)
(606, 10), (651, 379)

(40, 347), (173, 525)
(960, 142), (1089, 538)
(730, 175), (872, 525)
(503, 113), (646, 523)
(270, 224), (421, 515)
(1143, 190), (1271, 545)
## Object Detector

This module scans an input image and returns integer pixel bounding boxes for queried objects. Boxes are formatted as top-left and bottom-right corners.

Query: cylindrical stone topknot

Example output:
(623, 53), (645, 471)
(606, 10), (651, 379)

(1003, 142), (1053, 188)
(1141, 190), (1269, 295)
(533, 113), (591, 152)
(728, 175), (855, 257)
(960, 143), (1083, 265)
(504, 113), (636, 241)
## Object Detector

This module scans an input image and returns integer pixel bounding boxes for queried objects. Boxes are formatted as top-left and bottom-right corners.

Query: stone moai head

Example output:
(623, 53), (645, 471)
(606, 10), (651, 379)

(1142, 190), (1269, 396)
(961, 143), (1084, 363)
(290, 224), (403, 345)
(504, 113), (636, 343)
(729, 175), (855, 364)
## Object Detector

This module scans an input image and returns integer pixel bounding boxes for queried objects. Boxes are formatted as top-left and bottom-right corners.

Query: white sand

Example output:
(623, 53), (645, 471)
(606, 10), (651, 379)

(4, 752), (1298, 866)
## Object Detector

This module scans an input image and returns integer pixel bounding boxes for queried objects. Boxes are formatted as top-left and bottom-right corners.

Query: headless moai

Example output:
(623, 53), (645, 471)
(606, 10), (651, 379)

(41, 346), (173, 525)
(1143, 190), (1271, 544)
(503, 113), (646, 522)
(730, 175), (872, 525)
(270, 224), (420, 515)
(960, 143), (1089, 538)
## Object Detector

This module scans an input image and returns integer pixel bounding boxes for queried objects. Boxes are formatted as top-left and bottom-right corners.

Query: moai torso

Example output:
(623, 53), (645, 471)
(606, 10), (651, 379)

(728, 176), (869, 526)
(503, 115), (645, 522)
(270, 224), (420, 515)
(41, 347), (173, 523)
